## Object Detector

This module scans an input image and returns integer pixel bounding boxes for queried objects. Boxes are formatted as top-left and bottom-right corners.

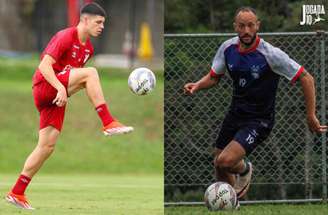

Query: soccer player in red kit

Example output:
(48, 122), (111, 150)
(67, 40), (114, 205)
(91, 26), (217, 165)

(5, 3), (133, 209)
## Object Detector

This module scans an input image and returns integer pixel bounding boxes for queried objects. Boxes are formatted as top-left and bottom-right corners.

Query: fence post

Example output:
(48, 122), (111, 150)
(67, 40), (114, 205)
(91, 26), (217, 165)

(305, 130), (312, 199)
(318, 30), (327, 202)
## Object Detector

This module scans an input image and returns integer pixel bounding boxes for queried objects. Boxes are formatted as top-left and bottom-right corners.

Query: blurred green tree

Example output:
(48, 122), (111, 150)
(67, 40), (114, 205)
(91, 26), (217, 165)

(165, 0), (328, 33)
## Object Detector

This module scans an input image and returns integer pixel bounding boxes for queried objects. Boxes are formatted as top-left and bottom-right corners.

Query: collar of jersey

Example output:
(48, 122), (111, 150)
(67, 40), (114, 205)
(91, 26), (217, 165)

(237, 35), (260, 54)
(74, 27), (90, 47)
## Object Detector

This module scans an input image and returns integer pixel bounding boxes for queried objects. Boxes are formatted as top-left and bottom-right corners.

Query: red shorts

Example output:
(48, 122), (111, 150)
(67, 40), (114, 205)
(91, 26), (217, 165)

(33, 69), (70, 131)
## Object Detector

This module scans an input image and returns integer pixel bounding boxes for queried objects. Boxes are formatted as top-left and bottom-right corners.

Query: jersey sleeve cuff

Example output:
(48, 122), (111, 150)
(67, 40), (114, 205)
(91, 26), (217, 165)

(210, 68), (224, 79)
(43, 52), (58, 62)
(290, 66), (304, 85)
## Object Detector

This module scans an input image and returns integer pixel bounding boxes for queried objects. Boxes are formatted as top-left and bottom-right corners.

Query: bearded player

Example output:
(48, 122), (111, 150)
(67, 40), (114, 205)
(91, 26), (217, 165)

(5, 3), (133, 209)
(184, 7), (327, 199)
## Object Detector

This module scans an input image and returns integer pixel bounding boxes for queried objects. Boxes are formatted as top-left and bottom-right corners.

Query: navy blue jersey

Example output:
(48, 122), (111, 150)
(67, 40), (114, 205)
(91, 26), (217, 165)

(210, 36), (304, 120)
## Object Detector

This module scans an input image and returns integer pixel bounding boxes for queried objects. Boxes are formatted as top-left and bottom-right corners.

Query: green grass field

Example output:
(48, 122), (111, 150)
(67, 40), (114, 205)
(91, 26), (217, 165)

(0, 58), (163, 214)
(0, 174), (163, 215)
(164, 204), (328, 215)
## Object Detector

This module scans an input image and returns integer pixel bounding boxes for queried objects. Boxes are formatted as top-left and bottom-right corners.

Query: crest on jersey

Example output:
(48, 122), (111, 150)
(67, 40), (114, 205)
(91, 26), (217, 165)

(251, 65), (260, 79)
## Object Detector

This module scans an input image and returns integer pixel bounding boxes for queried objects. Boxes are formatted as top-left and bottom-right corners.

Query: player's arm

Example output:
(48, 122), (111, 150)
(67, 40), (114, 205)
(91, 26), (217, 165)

(299, 70), (327, 133)
(38, 54), (67, 107)
(184, 72), (220, 95)
(264, 44), (327, 133)
(184, 40), (228, 95)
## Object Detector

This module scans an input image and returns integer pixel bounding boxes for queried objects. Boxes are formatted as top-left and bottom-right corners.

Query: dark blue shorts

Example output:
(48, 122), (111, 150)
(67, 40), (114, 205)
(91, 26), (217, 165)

(215, 114), (273, 155)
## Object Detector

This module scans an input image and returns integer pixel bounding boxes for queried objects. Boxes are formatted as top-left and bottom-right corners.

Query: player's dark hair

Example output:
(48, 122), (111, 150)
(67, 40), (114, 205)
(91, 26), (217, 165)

(234, 6), (257, 20)
(81, 2), (107, 18)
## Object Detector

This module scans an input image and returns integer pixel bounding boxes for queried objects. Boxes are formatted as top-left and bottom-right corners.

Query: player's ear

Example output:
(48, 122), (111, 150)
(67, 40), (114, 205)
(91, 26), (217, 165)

(256, 20), (260, 31)
(80, 14), (89, 24)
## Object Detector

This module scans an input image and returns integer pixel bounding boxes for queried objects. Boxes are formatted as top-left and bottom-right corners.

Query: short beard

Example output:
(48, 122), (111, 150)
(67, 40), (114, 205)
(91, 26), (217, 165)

(239, 34), (257, 46)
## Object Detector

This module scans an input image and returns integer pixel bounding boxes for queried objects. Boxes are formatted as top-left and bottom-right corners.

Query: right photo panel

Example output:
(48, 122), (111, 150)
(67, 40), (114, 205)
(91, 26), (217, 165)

(164, 0), (328, 214)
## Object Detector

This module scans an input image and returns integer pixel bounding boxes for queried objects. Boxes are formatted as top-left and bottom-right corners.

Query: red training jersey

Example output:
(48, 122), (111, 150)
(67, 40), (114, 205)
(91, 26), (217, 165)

(33, 27), (94, 86)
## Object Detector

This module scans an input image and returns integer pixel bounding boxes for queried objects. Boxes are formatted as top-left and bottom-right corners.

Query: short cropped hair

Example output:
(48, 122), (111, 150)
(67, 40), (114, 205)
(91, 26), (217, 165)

(81, 2), (107, 18)
(234, 6), (257, 21)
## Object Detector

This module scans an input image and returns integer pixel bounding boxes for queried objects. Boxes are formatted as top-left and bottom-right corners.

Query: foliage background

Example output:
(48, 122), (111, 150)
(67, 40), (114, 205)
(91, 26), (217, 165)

(165, 0), (328, 33)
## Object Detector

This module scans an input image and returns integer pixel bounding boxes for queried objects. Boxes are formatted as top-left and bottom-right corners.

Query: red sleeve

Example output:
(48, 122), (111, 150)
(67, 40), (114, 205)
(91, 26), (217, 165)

(290, 66), (304, 85)
(43, 30), (72, 61)
(209, 68), (224, 80)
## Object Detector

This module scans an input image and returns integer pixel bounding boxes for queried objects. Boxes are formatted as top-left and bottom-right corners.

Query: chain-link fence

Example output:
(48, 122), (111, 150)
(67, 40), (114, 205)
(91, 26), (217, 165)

(164, 32), (327, 205)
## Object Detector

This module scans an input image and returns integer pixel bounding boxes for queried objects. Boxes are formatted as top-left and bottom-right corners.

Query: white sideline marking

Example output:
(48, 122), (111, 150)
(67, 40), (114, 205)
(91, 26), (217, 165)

(0, 182), (159, 189)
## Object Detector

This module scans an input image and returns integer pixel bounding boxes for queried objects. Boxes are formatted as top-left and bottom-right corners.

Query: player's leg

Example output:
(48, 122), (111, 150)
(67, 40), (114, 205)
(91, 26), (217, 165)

(219, 122), (272, 199)
(21, 126), (60, 177)
(214, 148), (236, 185)
(66, 67), (133, 136)
(214, 114), (241, 185)
(214, 141), (246, 185)
(216, 140), (246, 173)
(6, 126), (60, 210)
(6, 79), (66, 210)
(215, 140), (251, 199)
(67, 67), (105, 107)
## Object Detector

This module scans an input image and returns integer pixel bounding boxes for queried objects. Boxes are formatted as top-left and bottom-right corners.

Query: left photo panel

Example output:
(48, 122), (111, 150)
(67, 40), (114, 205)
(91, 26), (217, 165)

(0, 0), (163, 214)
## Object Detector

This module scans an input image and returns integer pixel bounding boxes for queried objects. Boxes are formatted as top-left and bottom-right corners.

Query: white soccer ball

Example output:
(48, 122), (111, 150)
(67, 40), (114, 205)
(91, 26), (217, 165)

(204, 182), (238, 211)
(128, 67), (156, 95)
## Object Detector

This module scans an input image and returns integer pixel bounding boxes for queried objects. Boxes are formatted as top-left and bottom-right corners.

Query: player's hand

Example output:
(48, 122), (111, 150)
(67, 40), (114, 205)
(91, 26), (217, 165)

(307, 114), (328, 133)
(184, 83), (199, 95)
(53, 87), (67, 107)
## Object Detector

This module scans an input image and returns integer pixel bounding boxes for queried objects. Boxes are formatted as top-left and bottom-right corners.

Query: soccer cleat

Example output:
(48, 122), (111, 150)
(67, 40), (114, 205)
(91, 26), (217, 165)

(5, 192), (34, 210)
(103, 121), (134, 136)
(234, 161), (253, 199)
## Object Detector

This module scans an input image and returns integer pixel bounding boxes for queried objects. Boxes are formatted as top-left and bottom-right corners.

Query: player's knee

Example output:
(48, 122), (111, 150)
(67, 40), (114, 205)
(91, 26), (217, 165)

(39, 143), (56, 155)
(87, 67), (99, 80)
(215, 155), (235, 170)
(45, 144), (55, 155)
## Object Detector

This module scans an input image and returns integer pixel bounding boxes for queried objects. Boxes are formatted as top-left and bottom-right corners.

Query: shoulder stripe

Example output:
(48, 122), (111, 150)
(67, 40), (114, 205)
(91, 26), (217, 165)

(291, 66), (304, 85)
